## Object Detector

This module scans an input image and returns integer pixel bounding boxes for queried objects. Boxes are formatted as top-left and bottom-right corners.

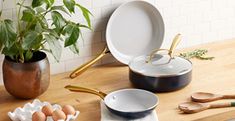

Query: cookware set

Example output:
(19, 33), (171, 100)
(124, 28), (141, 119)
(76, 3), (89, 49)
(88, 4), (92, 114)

(67, 0), (193, 119)
(69, 0), (192, 92)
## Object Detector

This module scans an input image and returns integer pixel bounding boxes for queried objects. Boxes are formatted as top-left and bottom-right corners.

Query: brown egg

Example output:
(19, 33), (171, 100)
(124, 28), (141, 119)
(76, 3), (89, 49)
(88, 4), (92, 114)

(32, 111), (46, 121)
(62, 105), (76, 115)
(42, 104), (53, 116)
(52, 109), (66, 121)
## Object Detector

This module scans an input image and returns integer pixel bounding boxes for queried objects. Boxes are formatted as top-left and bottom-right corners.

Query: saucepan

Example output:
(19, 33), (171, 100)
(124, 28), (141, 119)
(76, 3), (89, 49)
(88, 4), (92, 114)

(65, 85), (158, 119)
(69, 1), (164, 78)
(129, 34), (192, 92)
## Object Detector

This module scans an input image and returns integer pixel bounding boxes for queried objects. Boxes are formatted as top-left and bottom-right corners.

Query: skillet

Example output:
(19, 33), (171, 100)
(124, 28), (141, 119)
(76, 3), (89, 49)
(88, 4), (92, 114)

(69, 1), (164, 78)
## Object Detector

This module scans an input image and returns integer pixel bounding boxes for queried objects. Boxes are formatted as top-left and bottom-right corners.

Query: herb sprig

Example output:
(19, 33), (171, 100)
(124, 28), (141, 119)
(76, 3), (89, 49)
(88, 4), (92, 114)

(179, 49), (214, 60)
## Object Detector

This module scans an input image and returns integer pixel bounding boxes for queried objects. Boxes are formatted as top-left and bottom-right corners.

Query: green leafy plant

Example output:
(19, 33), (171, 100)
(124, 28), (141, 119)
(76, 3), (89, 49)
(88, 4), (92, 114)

(0, 0), (92, 63)
(179, 49), (214, 60)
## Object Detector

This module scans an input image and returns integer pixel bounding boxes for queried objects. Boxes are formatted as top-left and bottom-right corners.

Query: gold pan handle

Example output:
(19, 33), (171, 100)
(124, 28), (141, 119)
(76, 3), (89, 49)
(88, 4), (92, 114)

(65, 85), (107, 100)
(168, 34), (182, 58)
(69, 46), (110, 79)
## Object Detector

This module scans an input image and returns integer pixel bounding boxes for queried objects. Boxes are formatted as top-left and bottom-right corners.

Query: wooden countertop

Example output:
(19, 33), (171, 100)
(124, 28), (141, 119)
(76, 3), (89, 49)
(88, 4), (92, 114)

(1, 39), (235, 121)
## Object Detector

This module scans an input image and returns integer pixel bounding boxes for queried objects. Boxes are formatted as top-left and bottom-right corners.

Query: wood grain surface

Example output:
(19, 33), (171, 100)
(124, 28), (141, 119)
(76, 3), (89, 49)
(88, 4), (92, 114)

(1, 39), (235, 121)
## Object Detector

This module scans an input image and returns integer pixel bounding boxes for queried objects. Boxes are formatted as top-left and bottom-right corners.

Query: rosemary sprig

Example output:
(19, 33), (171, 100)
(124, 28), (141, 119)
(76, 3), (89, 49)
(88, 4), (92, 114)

(179, 49), (214, 60)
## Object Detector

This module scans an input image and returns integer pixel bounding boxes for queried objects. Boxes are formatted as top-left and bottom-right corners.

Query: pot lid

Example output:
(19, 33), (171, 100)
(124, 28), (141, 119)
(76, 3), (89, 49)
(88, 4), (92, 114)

(129, 54), (192, 77)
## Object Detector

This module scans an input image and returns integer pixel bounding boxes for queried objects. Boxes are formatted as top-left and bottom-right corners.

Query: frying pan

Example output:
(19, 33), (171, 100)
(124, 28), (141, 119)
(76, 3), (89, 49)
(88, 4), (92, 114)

(129, 34), (192, 92)
(69, 1), (164, 78)
(65, 85), (158, 119)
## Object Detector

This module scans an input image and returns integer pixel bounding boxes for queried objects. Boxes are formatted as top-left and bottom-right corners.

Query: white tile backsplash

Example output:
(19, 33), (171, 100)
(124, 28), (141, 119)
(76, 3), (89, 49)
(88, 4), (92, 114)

(93, 0), (111, 8)
(1, 0), (235, 85)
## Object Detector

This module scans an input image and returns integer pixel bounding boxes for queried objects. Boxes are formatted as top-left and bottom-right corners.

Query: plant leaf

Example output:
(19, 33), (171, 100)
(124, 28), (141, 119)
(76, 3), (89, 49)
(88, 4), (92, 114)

(79, 24), (91, 29)
(44, 29), (62, 40)
(51, 11), (66, 32)
(35, 22), (43, 33)
(76, 4), (92, 28)
(25, 51), (33, 61)
(69, 43), (79, 54)
(44, 34), (62, 61)
(2, 44), (18, 60)
(22, 31), (42, 50)
(45, 0), (54, 8)
(32, 0), (44, 8)
(63, 22), (80, 47)
(21, 9), (35, 22)
(36, 7), (46, 14)
(51, 6), (70, 16)
(63, 0), (75, 13)
(0, 19), (17, 48)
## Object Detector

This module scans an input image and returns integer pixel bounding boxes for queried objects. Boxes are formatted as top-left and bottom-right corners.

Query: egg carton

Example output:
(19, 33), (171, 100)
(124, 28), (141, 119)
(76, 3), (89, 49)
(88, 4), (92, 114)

(8, 99), (79, 121)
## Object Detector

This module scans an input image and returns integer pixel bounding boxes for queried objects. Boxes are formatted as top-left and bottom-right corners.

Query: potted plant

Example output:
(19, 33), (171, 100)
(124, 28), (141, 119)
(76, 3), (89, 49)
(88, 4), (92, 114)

(0, 0), (92, 99)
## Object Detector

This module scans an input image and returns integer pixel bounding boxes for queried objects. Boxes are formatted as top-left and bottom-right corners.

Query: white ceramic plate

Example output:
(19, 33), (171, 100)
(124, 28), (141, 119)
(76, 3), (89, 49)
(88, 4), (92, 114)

(106, 1), (164, 64)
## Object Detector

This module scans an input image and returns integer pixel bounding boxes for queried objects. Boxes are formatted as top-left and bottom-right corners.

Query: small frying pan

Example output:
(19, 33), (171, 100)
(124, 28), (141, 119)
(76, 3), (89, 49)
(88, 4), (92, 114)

(65, 85), (158, 119)
(69, 1), (164, 78)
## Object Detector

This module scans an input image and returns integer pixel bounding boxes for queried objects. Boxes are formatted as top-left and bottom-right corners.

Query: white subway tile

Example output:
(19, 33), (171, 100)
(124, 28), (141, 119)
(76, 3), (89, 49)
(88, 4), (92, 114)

(46, 52), (57, 64)
(211, 20), (228, 31)
(194, 22), (211, 34)
(83, 32), (102, 45)
(156, 0), (172, 8)
(90, 8), (102, 20)
(227, 0), (235, 7)
(76, 0), (92, 9)
(0, 0), (235, 76)
(212, 0), (228, 10)
(112, 0), (132, 5)
(162, 28), (180, 48)
(202, 31), (220, 43)
(78, 42), (105, 58)
(0, 0), (2, 10)
(91, 42), (106, 56)
(185, 33), (203, 47)
(180, 3), (195, 17)
(92, 18), (109, 32)
(12, 8), (17, 21)
(60, 48), (76, 61)
(93, 0), (111, 8)
(101, 5), (118, 18)
(101, 31), (106, 42)
(2, 0), (16, 9)
(1, 9), (13, 19)
(167, 16), (188, 29)
(50, 62), (66, 75)
(65, 57), (84, 72)
(163, 6), (180, 18)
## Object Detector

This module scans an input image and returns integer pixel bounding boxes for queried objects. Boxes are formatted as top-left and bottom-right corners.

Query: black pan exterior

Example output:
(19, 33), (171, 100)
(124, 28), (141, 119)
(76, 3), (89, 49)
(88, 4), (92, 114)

(129, 69), (192, 92)
(106, 105), (155, 119)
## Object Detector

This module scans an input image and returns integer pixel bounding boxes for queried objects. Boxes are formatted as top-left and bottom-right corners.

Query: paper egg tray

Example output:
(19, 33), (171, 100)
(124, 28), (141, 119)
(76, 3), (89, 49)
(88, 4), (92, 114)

(8, 99), (79, 121)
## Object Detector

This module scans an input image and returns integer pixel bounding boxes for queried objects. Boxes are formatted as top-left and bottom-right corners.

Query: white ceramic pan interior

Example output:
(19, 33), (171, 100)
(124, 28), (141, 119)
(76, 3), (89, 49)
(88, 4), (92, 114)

(104, 89), (158, 112)
(106, 1), (164, 65)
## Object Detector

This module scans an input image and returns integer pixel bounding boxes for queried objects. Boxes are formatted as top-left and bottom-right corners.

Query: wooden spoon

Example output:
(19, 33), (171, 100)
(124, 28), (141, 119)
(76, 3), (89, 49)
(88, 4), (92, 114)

(191, 92), (235, 103)
(179, 102), (235, 114)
